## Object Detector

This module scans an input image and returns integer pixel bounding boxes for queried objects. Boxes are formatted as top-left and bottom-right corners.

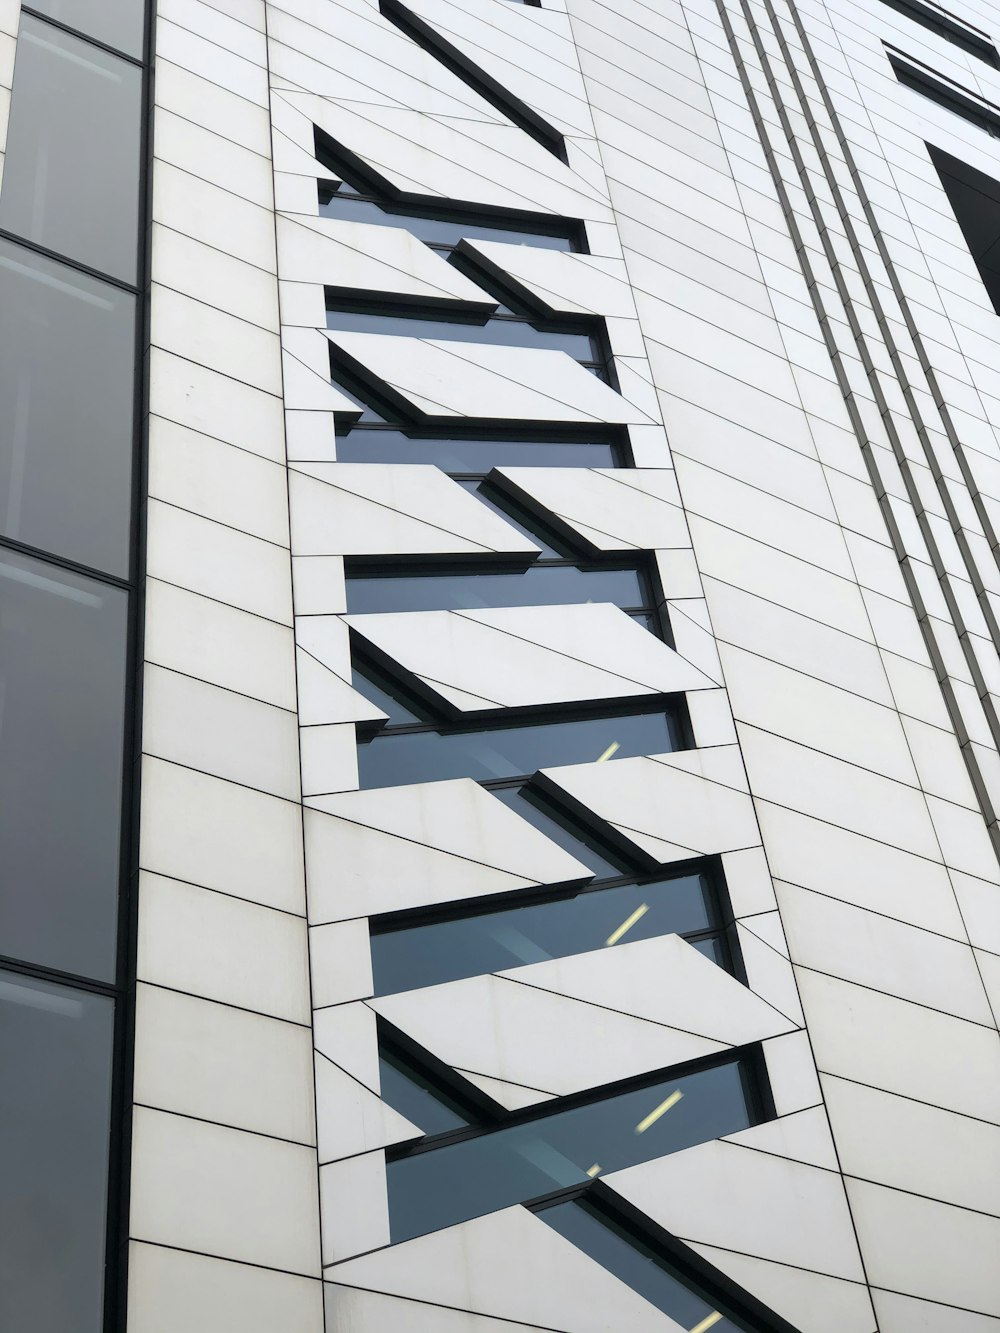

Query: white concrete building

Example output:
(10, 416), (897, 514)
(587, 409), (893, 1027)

(3, 0), (1000, 1327)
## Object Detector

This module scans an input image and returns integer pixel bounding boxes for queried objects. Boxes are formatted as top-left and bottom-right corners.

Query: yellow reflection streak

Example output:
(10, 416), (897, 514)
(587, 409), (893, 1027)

(585, 1163), (601, 1178)
(605, 902), (649, 947)
(634, 1089), (683, 1134)
(689, 1313), (723, 1333)
(595, 741), (620, 763)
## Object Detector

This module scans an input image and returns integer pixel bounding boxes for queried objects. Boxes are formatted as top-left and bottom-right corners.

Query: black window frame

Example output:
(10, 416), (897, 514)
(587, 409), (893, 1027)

(888, 48), (1000, 139)
(878, 0), (999, 68)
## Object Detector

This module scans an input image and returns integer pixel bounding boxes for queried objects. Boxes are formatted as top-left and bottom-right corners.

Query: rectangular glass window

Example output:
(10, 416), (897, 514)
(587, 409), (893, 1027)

(317, 190), (578, 252)
(0, 238), (136, 575)
(0, 969), (114, 1333)
(371, 869), (718, 995)
(24, 0), (145, 58)
(335, 430), (621, 470)
(346, 563), (650, 615)
(0, 550), (128, 981)
(0, 15), (143, 281)
(385, 1056), (755, 1242)
(356, 706), (682, 789)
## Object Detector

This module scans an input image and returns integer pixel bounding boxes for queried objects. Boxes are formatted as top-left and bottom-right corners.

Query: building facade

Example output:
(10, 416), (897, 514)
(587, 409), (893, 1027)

(3, 0), (1000, 1327)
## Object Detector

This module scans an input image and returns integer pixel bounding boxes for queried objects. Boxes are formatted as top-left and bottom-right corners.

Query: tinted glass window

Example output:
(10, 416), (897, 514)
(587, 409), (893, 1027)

(335, 431), (620, 469)
(386, 1058), (754, 1242)
(318, 191), (576, 250)
(378, 1051), (471, 1137)
(25, 0), (145, 57)
(0, 16), (143, 280)
(929, 146), (1000, 316)
(0, 550), (128, 980)
(371, 871), (716, 995)
(0, 239), (136, 575)
(491, 785), (630, 879)
(541, 1200), (746, 1333)
(357, 708), (681, 789)
(326, 306), (600, 360)
(0, 970), (113, 1333)
(347, 564), (649, 614)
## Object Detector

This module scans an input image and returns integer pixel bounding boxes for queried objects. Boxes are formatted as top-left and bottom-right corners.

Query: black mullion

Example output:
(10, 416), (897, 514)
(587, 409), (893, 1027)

(19, 6), (145, 64)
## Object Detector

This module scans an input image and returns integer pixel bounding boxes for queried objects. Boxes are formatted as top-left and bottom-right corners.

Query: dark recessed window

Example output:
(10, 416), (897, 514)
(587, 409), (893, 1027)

(384, 1052), (759, 1243)
(0, 549), (128, 981)
(378, 1047), (474, 1137)
(878, 0), (998, 67)
(0, 15), (143, 281)
(371, 864), (723, 995)
(0, 237), (137, 576)
(889, 51), (1000, 140)
(0, 969), (114, 1333)
(334, 428), (621, 469)
(25, 0), (146, 58)
(928, 145), (1000, 314)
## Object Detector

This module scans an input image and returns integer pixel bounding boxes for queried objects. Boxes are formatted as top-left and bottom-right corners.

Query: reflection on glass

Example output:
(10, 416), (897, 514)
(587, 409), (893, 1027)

(378, 1049), (471, 1136)
(26, 0), (145, 57)
(335, 430), (620, 470)
(371, 871), (716, 995)
(540, 1199), (746, 1333)
(492, 784), (629, 878)
(347, 564), (649, 615)
(318, 189), (577, 251)
(385, 1058), (754, 1242)
(326, 305), (600, 360)
(357, 708), (682, 789)
(0, 238), (136, 575)
(0, 549), (128, 980)
(0, 969), (113, 1333)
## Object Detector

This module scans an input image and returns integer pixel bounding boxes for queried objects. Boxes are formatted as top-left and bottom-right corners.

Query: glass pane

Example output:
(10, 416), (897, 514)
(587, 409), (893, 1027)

(357, 709), (682, 789)
(318, 191), (576, 250)
(378, 1051), (470, 1136)
(540, 1200), (746, 1333)
(26, 0), (145, 57)
(0, 550), (128, 981)
(461, 482), (574, 558)
(371, 872), (716, 995)
(492, 785), (629, 879)
(386, 1058), (754, 1243)
(351, 661), (430, 727)
(0, 237), (136, 576)
(0, 970), (113, 1333)
(347, 564), (648, 615)
(335, 431), (620, 470)
(0, 16), (143, 280)
(326, 307), (598, 359)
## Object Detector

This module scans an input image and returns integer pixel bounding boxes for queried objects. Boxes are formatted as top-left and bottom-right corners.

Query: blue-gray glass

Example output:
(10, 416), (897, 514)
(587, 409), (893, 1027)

(25, 0), (145, 56)
(462, 482), (574, 557)
(0, 970), (113, 1333)
(347, 565), (648, 615)
(357, 709), (681, 789)
(326, 307), (599, 359)
(492, 784), (629, 879)
(0, 239), (136, 575)
(351, 664), (430, 726)
(371, 872), (715, 995)
(0, 550), (128, 981)
(378, 1053), (470, 1136)
(540, 1201), (745, 1333)
(0, 17), (142, 280)
(334, 431), (620, 469)
(318, 191), (576, 250)
(386, 1059), (754, 1242)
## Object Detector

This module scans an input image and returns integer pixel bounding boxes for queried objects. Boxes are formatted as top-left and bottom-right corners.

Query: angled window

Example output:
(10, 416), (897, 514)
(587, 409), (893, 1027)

(370, 858), (731, 995)
(928, 144), (1000, 314)
(889, 50), (1000, 139)
(335, 427), (622, 469)
(381, 1040), (764, 1243)
(878, 0), (998, 67)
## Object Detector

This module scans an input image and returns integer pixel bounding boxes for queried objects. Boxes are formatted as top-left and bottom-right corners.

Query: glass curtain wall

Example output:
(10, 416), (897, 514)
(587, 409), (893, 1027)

(0, 4), (148, 1331)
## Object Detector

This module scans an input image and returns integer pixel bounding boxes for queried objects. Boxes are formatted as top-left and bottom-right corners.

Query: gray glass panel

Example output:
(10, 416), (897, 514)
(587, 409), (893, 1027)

(357, 709), (681, 788)
(25, 0), (145, 57)
(318, 191), (576, 250)
(378, 1051), (470, 1136)
(386, 1058), (753, 1242)
(334, 431), (619, 470)
(540, 1200), (746, 1333)
(0, 238), (136, 575)
(0, 970), (113, 1333)
(0, 550), (128, 981)
(326, 307), (599, 359)
(371, 872), (716, 995)
(346, 564), (648, 615)
(492, 784), (629, 879)
(0, 16), (142, 280)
